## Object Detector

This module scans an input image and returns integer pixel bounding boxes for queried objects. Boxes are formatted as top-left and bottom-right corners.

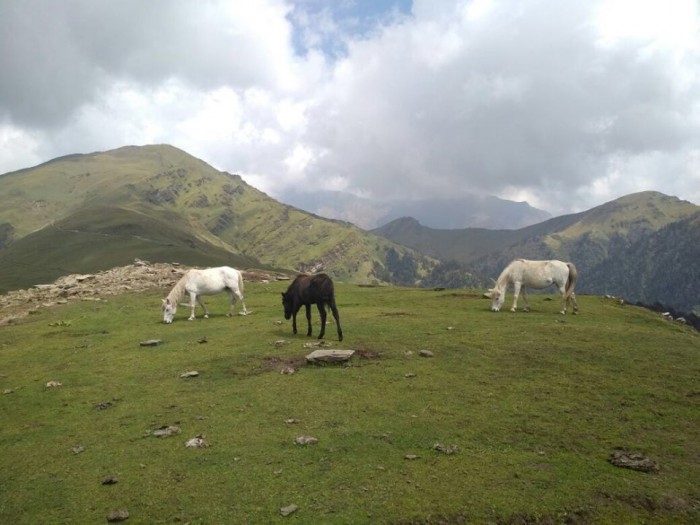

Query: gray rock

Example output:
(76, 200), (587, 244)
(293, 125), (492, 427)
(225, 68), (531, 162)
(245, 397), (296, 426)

(305, 349), (355, 363)
(294, 435), (318, 445)
(107, 509), (129, 522)
(139, 339), (163, 347)
(280, 504), (299, 516)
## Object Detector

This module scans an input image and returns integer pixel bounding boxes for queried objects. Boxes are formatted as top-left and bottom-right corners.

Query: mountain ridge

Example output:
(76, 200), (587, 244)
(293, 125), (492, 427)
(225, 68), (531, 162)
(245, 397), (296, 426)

(281, 190), (552, 230)
(0, 144), (438, 291)
(1, 145), (697, 312)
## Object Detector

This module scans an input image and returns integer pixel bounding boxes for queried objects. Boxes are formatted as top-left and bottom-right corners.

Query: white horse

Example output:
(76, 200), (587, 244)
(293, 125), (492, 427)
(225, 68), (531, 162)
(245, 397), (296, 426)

(162, 266), (248, 323)
(488, 259), (578, 314)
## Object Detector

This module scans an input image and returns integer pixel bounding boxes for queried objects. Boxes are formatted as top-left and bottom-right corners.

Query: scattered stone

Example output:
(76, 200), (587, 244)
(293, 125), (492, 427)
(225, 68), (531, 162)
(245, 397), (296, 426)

(280, 366), (296, 375)
(303, 341), (333, 349)
(93, 401), (114, 411)
(419, 350), (434, 358)
(185, 434), (210, 448)
(198, 337), (208, 344)
(285, 418), (301, 424)
(46, 381), (62, 388)
(48, 320), (71, 327)
(280, 504), (299, 517)
(3, 389), (13, 394)
(274, 339), (288, 347)
(446, 326), (455, 330)
(305, 349), (355, 363)
(107, 509), (129, 522)
(102, 476), (118, 485)
(404, 372), (417, 378)
(139, 339), (163, 347)
(152, 425), (181, 438)
(294, 435), (318, 446)
(179, 371), (200, 378)
(72, 445), (85, 454)
(433, 443), (459, 455)
(608, 448), (659, 473)
(404, 454), (419, 460)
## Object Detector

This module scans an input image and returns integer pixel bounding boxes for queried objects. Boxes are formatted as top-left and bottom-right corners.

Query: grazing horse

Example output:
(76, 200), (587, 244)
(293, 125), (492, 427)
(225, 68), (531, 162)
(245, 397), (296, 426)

(488, 259), (578, 314)
(281, 273), (343, 341)
(162, 266), (248, 323)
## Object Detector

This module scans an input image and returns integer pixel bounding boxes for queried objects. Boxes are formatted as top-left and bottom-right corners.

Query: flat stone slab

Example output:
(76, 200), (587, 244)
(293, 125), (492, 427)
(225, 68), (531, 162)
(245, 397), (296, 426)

(305, 349), (355, 363)
(140, 339), (163, 347)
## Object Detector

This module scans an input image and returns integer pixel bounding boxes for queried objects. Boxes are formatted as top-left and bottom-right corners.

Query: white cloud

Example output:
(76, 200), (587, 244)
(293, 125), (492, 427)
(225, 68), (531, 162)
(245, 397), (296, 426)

(0, 0), (699, 216)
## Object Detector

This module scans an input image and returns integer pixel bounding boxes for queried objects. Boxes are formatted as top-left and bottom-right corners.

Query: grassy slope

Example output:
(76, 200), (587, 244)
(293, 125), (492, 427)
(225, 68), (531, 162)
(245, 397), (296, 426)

(0, 206), (261, 291)
(374, 192), (699, 266)
(0, 145), (431, 288)
(0, 283), (697, 524)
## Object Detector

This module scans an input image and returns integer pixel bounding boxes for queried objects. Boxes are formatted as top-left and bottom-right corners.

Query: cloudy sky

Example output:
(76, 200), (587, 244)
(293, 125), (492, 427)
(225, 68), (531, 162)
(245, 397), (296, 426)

(1, 0), (698, 216)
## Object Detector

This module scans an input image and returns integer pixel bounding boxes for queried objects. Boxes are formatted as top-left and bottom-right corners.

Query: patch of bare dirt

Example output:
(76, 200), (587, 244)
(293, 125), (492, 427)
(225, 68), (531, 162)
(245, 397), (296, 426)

(354, 348), (382, 360)
(260, 356), (307, 374)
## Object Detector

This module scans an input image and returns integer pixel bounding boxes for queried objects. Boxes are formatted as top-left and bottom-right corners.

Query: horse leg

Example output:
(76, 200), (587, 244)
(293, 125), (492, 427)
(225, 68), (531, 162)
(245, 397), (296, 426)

(197, 296), (210, 319)
(511, 282), (521, 312)
(330, 302), (343, 341)
(188, 293), (197, 320)
(234, 289), (248, 315)
(317, 303), (327, 340)
(521, 287), (530, 312)
(292, 306), (299, 334)
(571, 292), (579, 315)
(558, 285), (567, 314)
(305, 304), (312, 337)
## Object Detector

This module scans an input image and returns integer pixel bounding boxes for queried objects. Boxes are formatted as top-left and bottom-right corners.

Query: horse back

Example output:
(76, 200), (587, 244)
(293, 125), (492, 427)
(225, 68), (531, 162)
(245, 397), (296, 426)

(289, 273), (334, 305)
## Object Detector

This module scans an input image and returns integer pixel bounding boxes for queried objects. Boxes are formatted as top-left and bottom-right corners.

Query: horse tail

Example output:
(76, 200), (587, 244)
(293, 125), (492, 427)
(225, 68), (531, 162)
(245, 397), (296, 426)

(237, 269), (245, 296)
(564, 262), (577, 299)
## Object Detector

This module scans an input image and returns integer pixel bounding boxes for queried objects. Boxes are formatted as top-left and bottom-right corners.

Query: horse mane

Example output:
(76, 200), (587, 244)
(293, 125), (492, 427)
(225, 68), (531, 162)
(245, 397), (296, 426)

(495, 261), (516, 289)
(165, 272), (190, 305)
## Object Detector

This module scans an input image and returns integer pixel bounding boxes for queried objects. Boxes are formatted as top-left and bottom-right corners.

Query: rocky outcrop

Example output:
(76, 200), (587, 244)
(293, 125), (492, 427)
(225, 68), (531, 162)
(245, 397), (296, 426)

(0, 259), (285, 326)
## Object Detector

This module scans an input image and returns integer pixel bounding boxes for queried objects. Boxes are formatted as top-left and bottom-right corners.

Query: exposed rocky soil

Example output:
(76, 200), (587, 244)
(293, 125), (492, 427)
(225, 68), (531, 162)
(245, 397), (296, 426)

(0, 259), (287, 326)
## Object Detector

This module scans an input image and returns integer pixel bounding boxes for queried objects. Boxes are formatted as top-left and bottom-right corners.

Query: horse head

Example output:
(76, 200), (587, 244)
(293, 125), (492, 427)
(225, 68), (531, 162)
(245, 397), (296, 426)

(162, 298), (177, 324)
(489, 287), (504, 312)
(281, 292), (293, 320)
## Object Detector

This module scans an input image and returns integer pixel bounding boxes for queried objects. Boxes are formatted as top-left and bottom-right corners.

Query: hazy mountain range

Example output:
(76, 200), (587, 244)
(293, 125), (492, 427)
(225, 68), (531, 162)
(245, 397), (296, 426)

(0, 144), (697, 313)
(282, 190), (552, 230)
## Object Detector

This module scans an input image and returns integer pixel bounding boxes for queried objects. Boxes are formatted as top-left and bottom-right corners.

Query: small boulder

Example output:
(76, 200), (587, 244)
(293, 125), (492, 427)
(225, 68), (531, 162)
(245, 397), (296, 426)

(608, 448), (659, 473)
(139, 339), (163, 347)
(305, 349), (355, 363)
(185, 434), (210, 448)
(280, 504), (299, 517)
(294, 435), (318, 445)
(107, 509), (129, 522)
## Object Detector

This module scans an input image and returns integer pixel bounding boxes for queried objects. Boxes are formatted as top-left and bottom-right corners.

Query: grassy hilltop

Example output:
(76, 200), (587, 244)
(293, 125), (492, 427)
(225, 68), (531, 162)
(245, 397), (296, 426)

(0, 145), (437, 291)
(1, 282), (698, 524)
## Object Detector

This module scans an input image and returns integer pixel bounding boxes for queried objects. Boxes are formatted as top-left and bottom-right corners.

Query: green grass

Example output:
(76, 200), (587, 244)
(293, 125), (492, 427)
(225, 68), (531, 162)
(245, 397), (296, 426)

(1, 283), (698, 524)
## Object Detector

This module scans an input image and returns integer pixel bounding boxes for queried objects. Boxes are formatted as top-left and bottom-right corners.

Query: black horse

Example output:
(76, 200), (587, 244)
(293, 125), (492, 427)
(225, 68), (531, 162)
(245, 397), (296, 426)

(281, 273), (343, 341)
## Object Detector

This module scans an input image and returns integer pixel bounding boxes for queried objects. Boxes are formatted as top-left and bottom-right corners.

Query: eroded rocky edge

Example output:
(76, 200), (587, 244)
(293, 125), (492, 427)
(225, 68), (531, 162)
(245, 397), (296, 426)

(0, 260), (288, 326)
